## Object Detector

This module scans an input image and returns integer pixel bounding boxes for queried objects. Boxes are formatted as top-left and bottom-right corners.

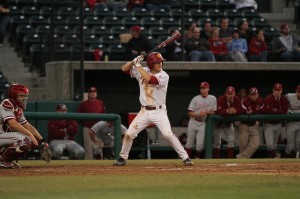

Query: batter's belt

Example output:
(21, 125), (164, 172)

(142, 105), (162, 110)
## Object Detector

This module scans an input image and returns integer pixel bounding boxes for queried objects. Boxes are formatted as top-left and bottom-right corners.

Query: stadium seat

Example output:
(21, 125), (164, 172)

(92, 25), (111, 36)
(57, 6), (76, 16)
(169, 0), (180, 8)
(107, 44), (126, 61)
(169, 8), (185, 20)
(15, 24), (35, 54)
(216, 0), (235, 11)
(159, 17), (178, 28)
(242, 9), (260, 20)
(148, 26), (168, 37)
(50, 16), (67, 25)
(9, 15), (29, 43)
(83, 34), (100, 46)
(35, 24), (50, 35)
(54, 25), (73, 35)
(110, 26), (129, 36)
(69, 44), (86, 61)
(179, 17), (196, 28)
(121, 16), (140, 28)
(84, 16), (103, 28)
(39, 6), (51, 17)
(184, 0), (199, 10)
(112, 7), (131, 17)
(250, 17), (269, 29)
(16, 0), (35, 7)
(188, 9), (207, 19)
(35, 0), (51, 7)
(131, 7), (151, 18)
(29, 44), (49, 75)
(89, 43), (106, 51)
(53, 43), (70, 61)
(150, 7), (170, 18)
(62, 34), (80, 45)
(9, 5), (22, 15)
(145, 35), (157, 47)
(102, 16), (122, 28)
(157, 35), (169, 43)
(99, 35), (119, 45)
(93, 7), (112, 17)
(73, 25), (92, 35)
(206, 9), (223, 19)
(223, 9), (243, 20)
(262, 27), (280, 43)
(53, 0), (72, 7)
(29, 15), (48, 27)
(22, 33), (43, 59)
(233, 17), (248, 27)
(199, 0), (217, 10)
(21, 6), (40, 16)
(75, 7), (93, 16)
(140, 17), (160, 28)
(66, 16), (80, 26)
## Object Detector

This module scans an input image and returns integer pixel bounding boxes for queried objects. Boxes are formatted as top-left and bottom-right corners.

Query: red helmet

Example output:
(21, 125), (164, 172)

(7, 84), (29, 109)
(146, 52), (165, 69)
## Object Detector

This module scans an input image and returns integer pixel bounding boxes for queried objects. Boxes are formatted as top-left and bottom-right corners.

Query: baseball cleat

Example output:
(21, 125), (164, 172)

(183, 158), (193, 166)
(0, 161), (21, 169)
(113, 158), (127, 166)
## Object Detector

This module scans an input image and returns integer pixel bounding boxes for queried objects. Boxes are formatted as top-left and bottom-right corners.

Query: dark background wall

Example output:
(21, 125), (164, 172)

(74, 70), (300, 125)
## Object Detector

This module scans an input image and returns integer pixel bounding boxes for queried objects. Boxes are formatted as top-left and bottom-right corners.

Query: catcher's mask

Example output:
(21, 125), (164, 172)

(146, 52), (165, 69)
(7, 84), (29, 109)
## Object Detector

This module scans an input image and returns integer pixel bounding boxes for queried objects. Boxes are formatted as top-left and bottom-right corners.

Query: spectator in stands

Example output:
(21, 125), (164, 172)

(214, 86), (242, 158)
(185, 27), (216, 62)
(219, 17), (234, 44)
(284, 85), (300, 158)
(229, 0), (257, 11)
(237, 87), (264, 158)
(85, 0), (108, 10)
(128, 0), (144, 10)
(144, 0), (170, 11)
(227, 29), (248, 62)
(88, 121), (127, 159)
(107, 0), (129, 10)
(126, 25), (152, 60)
(272, 23), (300, 62)
(248, 29), (268, 62)
(48, 104), (85, 160)
(200, 21), (212, 40)
(77, 86), (106, 160)
(0, 0), (10, 46)
(184, 22), (198, 42)
(208, 27), (233, 62)
(237, 88), (248, 100)
(263, 83), (289, 158)
(164, 28), (183, 61)
(238, 20), (254, 44)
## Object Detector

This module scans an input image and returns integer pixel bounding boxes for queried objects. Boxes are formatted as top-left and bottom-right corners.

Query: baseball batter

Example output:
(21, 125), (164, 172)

(113, 52), (193, 166)
(0, 84), (50, 168)
(185, 82), (217, 159)
(284, 85), (300, 158)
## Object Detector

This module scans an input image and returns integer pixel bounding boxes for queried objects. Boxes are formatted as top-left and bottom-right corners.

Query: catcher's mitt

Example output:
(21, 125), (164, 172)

(39, 139), (52, 163)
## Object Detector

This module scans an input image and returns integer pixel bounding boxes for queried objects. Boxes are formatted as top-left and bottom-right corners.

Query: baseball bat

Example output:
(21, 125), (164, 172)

(144, 32), (181, 57)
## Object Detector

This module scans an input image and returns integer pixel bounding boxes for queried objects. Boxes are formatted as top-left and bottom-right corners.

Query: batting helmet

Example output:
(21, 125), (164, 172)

(146, 52), (165, 69)
(7, 84), (29, 109)
(56, 104), (67, 111)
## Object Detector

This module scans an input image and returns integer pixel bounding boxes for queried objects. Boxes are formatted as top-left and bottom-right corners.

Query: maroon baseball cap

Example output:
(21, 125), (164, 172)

(130, 25), (141, 33)
(200, 81), (209, 88)
(273, 83), (283, 91)
(88, 86), (97, 92)
(296, 85), (300, 92)
(249, 87), (258, 95)
(226, 86), (235, 94)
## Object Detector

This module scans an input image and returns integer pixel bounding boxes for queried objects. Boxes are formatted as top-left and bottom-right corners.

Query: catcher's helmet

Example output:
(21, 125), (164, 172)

(56, 104), (67, 111)
(146, 52), (165, 69)
(7, 84), (29, 109)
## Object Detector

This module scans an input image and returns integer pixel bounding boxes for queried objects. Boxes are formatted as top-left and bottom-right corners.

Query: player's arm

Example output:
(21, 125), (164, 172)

(7, 119), (38, 145)
(23, 122), (43, 141)
(121, 61), (134, 72)
(88, 129), (103, 147)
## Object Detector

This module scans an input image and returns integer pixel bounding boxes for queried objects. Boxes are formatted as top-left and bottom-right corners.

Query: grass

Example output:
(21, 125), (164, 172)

(0, 159), (300, 199)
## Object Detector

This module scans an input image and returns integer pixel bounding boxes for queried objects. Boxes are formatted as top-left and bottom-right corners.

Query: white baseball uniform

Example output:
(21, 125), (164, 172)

(186, 95), (217, 152)
(119, 67), (189, 161)
(285, 93), (300, 154)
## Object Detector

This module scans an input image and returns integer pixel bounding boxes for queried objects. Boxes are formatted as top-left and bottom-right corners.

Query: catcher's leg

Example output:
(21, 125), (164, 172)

(0, 137), (32, 169)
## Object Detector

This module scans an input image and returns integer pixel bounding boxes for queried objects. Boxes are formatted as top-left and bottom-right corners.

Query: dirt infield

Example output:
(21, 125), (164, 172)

(1, 160), (300, 176)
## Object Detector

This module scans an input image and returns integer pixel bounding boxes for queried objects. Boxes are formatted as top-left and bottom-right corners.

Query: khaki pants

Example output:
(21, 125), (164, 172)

(238, 123), (260, 158)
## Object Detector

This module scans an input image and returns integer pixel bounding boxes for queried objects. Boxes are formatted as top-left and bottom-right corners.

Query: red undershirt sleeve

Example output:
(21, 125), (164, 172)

(148, 76), (159, 85)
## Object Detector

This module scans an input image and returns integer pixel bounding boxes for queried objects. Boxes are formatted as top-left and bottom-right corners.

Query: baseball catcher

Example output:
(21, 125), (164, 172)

(0, 84), (51, 168)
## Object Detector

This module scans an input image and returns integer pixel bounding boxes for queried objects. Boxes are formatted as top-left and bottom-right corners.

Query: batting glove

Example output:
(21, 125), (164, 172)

(132, 55), (144, 68)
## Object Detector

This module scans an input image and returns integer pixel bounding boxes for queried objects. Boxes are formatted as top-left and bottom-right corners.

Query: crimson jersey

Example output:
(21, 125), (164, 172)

(241, 96), (264, 114)
(0, 99), (27, 132)
(263, 94), (289, 114)
(47, 119), (78, 142)
(216, 95), (242, 116)
(77, 99), (106, 128)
